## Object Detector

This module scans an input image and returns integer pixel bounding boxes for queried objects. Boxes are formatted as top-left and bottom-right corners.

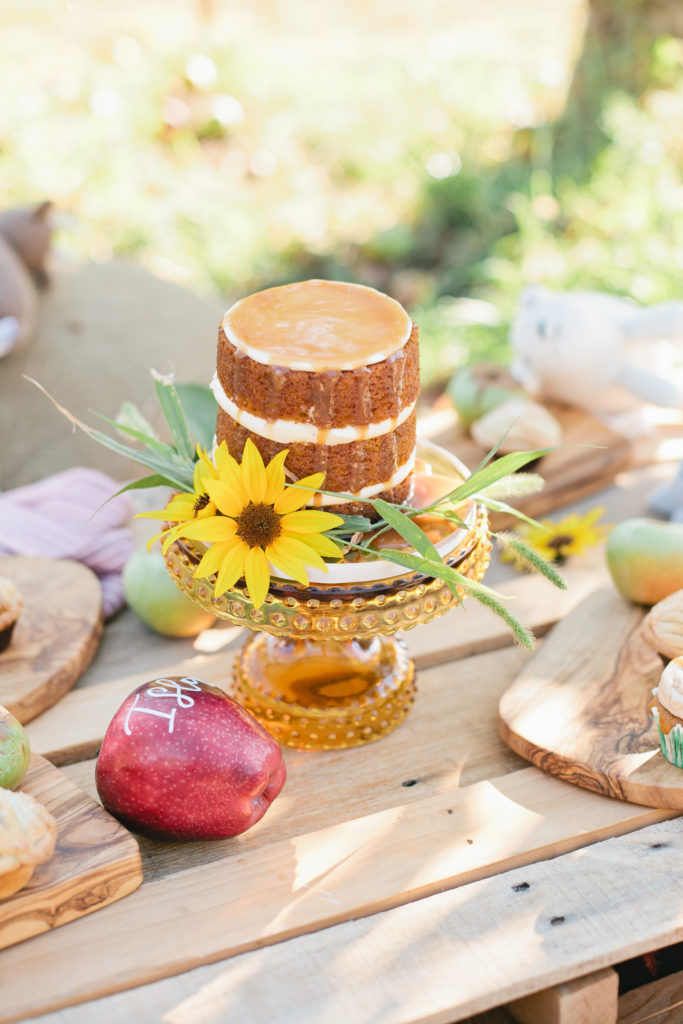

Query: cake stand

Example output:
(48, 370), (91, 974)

(165, 442), (491, 751)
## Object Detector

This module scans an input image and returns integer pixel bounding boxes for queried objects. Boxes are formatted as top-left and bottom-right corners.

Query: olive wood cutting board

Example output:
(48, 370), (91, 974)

(0, 754), (142, 951)
(498, 585), (683, 809)
(0, 556), (102, 723)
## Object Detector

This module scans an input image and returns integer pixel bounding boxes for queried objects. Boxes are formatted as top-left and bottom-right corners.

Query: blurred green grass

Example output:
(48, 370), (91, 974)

(2, 0), (682, 384)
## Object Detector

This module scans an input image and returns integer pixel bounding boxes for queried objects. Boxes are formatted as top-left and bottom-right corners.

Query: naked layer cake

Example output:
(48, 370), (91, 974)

(212, 279), (419, 515)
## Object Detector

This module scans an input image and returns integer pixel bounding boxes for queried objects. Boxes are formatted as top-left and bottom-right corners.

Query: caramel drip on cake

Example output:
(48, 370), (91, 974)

(214, 280), (419, 516)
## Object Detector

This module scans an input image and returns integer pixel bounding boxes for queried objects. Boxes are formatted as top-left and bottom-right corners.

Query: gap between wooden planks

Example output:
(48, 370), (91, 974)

(3, 639), (676, 1023)
(26, 566), (604, 767)
(26, 818), (683, 1024)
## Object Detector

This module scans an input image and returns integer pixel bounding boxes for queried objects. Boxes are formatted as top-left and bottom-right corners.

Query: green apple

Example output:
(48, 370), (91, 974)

(606, 517), (683, 605)
(123, 549), (216, 637)
(0, 705), (30, 789)
(447, 363), (525, 429)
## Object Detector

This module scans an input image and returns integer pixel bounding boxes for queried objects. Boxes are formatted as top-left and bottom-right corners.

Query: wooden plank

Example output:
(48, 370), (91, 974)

(618, 968), (683, 1024)
(508, 968), (619, 1024)
(0, 754), (142, 950)
(21, 817), (683, 1024)
(0, 556), (102, 723)
(435, 401), (632, 529)
(26, 567), (603, 766)
(499, 587), (683, 810)
(0, 764), (672, 1022)
(60, 646), (534, 878)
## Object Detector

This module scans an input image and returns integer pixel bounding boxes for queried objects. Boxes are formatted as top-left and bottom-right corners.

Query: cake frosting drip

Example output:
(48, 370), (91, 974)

(211, 372), (417, 445)
(223, 279), (412, 372)
(657, 657), (683, 718)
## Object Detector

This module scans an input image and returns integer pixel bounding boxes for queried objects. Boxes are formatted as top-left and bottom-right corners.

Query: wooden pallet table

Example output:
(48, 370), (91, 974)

(4, 561), (681, 1024)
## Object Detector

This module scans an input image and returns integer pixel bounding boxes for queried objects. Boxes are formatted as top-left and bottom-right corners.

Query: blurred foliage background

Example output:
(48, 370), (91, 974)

(2, 0), (683, 385)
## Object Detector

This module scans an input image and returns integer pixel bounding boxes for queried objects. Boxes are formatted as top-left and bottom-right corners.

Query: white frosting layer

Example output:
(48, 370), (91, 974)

(211, 373), (415, 446)
(657, 657), (683, 718)
(310, 449), (416, 506)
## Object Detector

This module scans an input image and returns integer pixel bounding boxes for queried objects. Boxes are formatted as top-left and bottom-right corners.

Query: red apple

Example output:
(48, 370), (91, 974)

(95, 677), (286, 840)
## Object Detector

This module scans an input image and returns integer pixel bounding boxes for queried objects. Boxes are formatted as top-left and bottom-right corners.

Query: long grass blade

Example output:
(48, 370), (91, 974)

(152, 371), (194, 461)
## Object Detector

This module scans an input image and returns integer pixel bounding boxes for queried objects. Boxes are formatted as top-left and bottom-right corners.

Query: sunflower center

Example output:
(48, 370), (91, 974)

(547, 533), (573, 552)
(236, 502), (282, 549)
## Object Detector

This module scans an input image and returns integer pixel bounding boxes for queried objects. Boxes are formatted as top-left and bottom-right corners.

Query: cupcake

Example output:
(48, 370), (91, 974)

(0, 577), (22, 653)
(0, 788), (57, 899)
(649, 656), (683, 767)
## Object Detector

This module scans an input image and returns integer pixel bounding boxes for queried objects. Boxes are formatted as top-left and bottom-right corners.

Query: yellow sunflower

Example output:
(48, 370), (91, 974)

(502, 506), (610, 569)
(167, 439), (344, 607)
(137, 445), (220, 551)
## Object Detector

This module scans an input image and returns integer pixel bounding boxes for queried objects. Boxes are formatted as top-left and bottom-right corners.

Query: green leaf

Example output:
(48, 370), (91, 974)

(439, 449), (553, 505)
(371, 497), (443, 562)
(94, 412), (178, 458)
(477, 495), (549, 530)
(176, 382), (218, 451)
(152, 372), (195, 461)
(116, 401), (160, 442)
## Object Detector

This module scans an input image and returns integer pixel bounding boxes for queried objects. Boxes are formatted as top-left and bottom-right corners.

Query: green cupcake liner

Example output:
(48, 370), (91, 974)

(651, 703), (683, 768)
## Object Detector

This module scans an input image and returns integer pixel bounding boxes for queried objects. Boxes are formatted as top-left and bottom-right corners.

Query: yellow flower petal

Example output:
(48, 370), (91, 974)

(294, 532), (343, 559)
(174, 517), (238, 544)
(274, 534), (328, 571)
(280, 509), (344, 535)
(193, 537), (241, 580)
(205, 479), (246, 518)
(135, 506), (195, 523)
(213, 443), (248, 501)
(266, 540), (310, 586)
(264, 448), (289, 504)
(215, 540), (250, 597)
(273, 472), (326, 514)
(244, 545), (270, 609)
(241, 438), (267, 504)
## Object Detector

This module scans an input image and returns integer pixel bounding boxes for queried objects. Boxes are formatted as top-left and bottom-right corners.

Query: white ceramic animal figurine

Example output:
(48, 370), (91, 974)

(510, 285), (683, 413)
(0, 201), (53, 358)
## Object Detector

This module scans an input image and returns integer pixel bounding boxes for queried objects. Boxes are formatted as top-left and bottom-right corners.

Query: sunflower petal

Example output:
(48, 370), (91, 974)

(193, 537), (241, 580)
(135, 507), (195, 523)
(205, 479), (246, 518)
(264, 448), (289, 504)
(280, 509), (344, 534)
(273, 534), (328, 570)
(241, 438), (267, 503)
(215, 540), (250, 597)
(295, 532), (343, 559)
(213, 443), (247, 499)
(266, 541), (310, 586)
(174, 517), (238, 544)
(244, 545), (270, 608)
(273, 472), (326, 514)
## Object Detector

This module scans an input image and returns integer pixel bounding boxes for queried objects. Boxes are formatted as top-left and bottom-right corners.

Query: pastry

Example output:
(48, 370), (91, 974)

(470, 397), (563, 454)
(0, 788), (57, 899)
(211, 279), (419, 515)
(649, 656), (683, 767)
(640, 588), (683, 659)
(0, 576), (22, 653)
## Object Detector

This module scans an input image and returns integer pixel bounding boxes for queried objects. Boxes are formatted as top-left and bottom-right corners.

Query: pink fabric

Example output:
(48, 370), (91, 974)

(0, 468), (136, 618)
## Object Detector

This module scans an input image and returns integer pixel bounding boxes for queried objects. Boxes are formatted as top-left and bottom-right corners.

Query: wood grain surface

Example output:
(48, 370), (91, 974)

(0, 754), (142, 951)
(0, 644), (673, 1022)
(499, 586), (683, 809)
(25, 565), (604, 766)
(0, 556), (102, 723)
(435, 402), (631, 530)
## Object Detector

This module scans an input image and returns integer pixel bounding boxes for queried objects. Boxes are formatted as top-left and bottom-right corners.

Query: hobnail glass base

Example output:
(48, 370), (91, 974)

(232, 633), (416, 750)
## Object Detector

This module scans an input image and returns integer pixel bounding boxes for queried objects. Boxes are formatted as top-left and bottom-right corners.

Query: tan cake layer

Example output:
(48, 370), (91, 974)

(216, 408), (415, 514)
(217, 323), (419, 430)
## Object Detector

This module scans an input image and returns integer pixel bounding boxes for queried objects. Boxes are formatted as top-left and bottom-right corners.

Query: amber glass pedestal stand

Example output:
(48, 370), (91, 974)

(165, 445), (491, 751)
